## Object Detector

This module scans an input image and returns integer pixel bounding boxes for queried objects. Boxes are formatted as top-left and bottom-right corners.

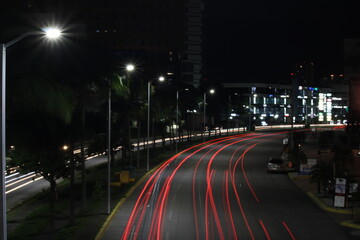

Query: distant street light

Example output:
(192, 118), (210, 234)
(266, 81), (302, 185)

(203, 89), (215, 142)
(248, 88), (252, 132)
(227, 93), (238, 135)
(126, 64), (135, 72)
(107, 64), (134, 215)
(176, 88), (189, 153)
(146, 76), (165, 171)
(1, 27), (62, 240)
(44, 27), (61, 39)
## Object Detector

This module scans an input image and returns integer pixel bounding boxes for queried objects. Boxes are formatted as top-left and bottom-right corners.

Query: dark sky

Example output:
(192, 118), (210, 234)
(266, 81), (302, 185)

(205, 0), (345, 83)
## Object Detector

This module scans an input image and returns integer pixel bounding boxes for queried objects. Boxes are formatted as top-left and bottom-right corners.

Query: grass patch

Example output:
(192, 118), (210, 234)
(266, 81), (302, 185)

(9, 200), (66, 240)
(9, 206), (50, 240)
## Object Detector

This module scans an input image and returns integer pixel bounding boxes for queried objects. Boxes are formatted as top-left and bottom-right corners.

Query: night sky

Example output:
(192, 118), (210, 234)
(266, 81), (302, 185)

(205, 0), (345, 84)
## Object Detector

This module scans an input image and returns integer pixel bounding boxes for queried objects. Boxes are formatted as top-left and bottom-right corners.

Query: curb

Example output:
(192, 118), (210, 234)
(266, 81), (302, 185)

(288, 173), (311, 181)
(94, 163), (163, 240)
(339, 220), (360, 230)
(288, 170), (360, 230)
(306, 192), (352, 215)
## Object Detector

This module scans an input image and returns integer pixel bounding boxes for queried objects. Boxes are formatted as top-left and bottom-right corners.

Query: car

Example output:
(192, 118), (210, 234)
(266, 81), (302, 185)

(267, 158), (286, 173)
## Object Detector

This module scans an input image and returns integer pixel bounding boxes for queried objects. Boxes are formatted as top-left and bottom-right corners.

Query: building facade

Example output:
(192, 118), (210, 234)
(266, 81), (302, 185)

(223, 80), (348, 127)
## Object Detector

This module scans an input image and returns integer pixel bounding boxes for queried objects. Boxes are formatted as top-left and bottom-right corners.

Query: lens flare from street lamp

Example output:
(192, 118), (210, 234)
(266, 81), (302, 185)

(44, 27), (62, 39)
(126, 64), (135, 72)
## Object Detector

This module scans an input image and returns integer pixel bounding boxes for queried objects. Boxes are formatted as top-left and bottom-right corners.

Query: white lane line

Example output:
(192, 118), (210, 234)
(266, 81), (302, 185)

(6, 176), (44, 194)
(5, 172), (20, 179)
(6, 173), (36, 186)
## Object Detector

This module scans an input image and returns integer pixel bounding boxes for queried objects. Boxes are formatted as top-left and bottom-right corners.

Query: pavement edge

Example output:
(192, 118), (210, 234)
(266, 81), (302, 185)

(94, 164), (161, 240)
(288, 173), (360, 229)
(306, 192), (352, 214)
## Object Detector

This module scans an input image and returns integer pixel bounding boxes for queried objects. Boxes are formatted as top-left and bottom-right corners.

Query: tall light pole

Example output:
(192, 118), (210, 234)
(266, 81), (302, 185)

(107, 64), (134, 214)
(1, 27), (62, 240)
(203, 89), (215, 142)
(107, 76), (112, 215)
(147, 81), (150, 172)
(227, 94), (231, 135)
(146, 76), (165, 171)
(248, 87), (252, 131)
(176, 88), (188, 153)
(126, 64), (134, 168)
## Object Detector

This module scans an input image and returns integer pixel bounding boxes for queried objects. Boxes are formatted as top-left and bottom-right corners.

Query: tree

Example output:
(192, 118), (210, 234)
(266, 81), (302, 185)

(8, 74), (75, 234)
(310, 161), (334, 194)
(332, 145), (354, 173)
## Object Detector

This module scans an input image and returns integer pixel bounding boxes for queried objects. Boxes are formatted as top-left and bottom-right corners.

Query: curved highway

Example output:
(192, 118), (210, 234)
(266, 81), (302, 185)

(102, 131), (350, 240)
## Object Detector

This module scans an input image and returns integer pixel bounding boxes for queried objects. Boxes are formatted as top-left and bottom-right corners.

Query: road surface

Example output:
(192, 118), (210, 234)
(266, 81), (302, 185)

(102, 131), (351, 240)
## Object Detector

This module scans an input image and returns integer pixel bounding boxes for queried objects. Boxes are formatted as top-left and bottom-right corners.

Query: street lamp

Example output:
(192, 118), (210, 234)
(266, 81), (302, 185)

(146, 76), (165, 171)
(227, 93), (238, 135)
(203, 89), (215, 142)
(125, 65), (134, 168)
(176, 88), (189, 153)
(126, 64), (135, 72)
(1, 27), (62, 240)
(106, 64), (134, 214)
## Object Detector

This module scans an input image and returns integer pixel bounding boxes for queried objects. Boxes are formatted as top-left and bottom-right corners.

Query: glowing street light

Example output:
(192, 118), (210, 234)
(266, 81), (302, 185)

(106, 63), (134, 214)
(176, 88), (189, 153)
(44, 27), (62, 39)
(126, 64), (135, 72)
(1, 27), (62, 240)
(146, 76), (165, 171)
(203, 88), (215, 141)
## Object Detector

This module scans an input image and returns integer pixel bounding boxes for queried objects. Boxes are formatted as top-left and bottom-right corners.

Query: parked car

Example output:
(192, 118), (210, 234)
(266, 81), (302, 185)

(267, 158), (286, 173)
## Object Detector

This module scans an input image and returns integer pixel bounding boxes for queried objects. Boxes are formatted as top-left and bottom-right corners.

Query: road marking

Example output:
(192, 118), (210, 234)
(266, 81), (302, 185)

(6, 172), (35, 185)
(6, 176), (43, 194)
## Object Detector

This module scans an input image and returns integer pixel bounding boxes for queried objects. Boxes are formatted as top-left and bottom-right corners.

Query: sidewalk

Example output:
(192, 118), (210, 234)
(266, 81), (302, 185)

(289, 129), (360, 236)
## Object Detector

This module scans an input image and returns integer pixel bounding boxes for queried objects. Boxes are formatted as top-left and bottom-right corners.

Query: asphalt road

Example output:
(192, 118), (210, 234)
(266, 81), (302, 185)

(102, 131), (351, 240)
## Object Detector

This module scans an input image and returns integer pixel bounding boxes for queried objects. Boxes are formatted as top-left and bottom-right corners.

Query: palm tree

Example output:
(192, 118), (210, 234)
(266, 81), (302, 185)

(8, 71), (76, 233)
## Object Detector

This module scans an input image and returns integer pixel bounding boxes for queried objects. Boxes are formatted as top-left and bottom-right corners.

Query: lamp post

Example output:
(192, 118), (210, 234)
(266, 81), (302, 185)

(248, 88), (252, 131)
(107, 64), (134, 215)
(1, 27), (62, 240)
(126, 64), (134, 168)
(203, 89), (215, 142)
(227, 93), (237, 135)
(176, 88), (189, 153)
(146, 76), (165, 172)
(106, 76), (112, 215)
